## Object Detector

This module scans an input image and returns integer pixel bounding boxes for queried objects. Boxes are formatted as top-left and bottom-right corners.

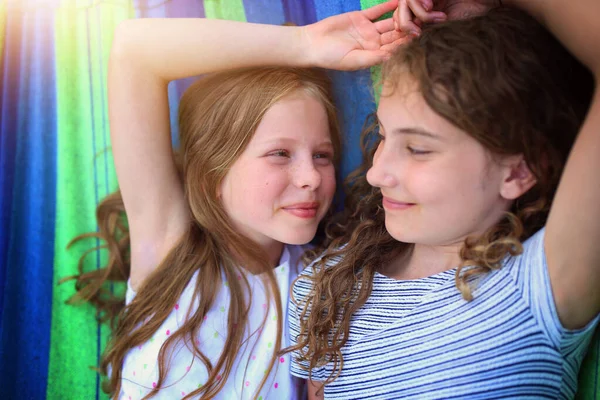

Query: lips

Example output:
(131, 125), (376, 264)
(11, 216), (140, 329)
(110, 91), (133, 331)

(382, 197), (416, 210)
(282, 202), (320, 218)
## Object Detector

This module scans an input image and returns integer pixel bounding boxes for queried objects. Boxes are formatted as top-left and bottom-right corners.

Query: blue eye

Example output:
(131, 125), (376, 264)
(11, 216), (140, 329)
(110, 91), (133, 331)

(314, 152), (333, 166)
(269, 150), (289, 157)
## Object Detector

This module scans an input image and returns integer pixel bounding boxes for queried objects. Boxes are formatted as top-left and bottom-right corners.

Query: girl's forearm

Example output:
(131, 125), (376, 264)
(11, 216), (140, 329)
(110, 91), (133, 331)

(110, 18), (313, 82)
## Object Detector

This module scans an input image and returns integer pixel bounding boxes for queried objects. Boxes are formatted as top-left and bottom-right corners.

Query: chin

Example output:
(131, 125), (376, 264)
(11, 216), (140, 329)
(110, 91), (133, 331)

(385, 220), (417, 244)
(276, 228), (317, 246)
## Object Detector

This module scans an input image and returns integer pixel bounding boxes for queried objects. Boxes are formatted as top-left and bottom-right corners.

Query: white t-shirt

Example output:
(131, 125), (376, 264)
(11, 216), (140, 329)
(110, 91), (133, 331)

(119, 244), (306, 400)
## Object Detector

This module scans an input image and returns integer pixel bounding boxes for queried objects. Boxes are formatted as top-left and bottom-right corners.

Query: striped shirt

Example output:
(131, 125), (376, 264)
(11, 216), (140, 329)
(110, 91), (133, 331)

(289, 229), (599, 399)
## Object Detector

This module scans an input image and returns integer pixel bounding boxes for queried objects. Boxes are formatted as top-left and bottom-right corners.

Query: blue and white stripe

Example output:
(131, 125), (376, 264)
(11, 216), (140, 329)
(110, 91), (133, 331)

(289, 229), (599, 399)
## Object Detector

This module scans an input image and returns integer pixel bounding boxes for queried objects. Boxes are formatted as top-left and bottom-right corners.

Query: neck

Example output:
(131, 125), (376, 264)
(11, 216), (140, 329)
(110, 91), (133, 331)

(265, 241), (284, 268)
(383, 241), (463, 280)
(230, 241), (283, 274)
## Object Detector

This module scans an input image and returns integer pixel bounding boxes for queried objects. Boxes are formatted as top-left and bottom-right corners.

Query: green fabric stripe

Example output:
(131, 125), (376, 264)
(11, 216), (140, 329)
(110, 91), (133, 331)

(577, 329), (600, 399)
(49, 3), (130, 399)
(360, 0), (394, 18)
(360, 0), (387, 105)
(204, 0), (247, 21)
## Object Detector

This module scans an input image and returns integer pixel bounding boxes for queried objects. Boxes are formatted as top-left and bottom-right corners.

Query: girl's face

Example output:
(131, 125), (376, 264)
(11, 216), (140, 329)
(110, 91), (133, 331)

(220, 91), (336, 257)
(367, 78), (520, 247)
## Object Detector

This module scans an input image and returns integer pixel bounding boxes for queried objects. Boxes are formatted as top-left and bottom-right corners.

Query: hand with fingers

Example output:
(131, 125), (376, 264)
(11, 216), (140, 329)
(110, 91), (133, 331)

(393, 0), (501, 36)
(304, 0), (410, 71)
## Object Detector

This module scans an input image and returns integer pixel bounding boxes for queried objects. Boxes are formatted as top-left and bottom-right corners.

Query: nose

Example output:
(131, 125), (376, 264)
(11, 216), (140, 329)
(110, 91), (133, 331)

(366, 142), (398, 188)
(293, 159), (322, 190)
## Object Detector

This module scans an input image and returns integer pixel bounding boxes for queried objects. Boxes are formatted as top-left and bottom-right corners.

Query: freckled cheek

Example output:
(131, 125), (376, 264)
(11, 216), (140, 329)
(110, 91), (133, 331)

(322, 171), (336, 195)
(254, 173), (291, 208)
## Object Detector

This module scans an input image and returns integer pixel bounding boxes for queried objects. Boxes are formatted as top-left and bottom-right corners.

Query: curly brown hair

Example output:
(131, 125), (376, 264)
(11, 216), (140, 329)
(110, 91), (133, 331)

(290, 8), (593, 384)
(62, 67), (342, 399)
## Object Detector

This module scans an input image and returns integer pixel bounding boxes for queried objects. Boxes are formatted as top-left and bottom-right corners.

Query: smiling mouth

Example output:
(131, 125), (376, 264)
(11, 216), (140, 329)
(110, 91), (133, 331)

(282, 202), (320, 219)
(382, 197), (416, 210)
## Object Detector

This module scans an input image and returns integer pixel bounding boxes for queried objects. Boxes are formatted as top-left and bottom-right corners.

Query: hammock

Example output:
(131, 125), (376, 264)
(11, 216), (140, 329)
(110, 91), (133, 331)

(0, 0), (597, 399)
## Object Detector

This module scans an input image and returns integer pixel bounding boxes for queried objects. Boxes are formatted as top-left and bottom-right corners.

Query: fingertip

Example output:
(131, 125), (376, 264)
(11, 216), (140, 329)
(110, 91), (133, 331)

(433, 12), (447, 21)
(409, 24), (421, 37)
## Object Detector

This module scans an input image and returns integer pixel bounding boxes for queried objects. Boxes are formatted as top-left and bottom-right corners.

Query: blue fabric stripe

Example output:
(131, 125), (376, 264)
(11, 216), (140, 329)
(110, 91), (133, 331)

(313, 0), (375, 180)
(134, 0), (206, 148)
(243, 0), (285, 24)
(314, 0), (364, 16)
(282, 0), (317, 25)
(0, 8), (57, 399)
(328, 70), (376, 180)
(0, 14), (18, 329)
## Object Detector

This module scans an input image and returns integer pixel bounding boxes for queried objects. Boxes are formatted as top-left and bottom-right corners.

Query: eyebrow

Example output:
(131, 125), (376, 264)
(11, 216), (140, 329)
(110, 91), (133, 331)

(258, 138), (334, 147)
(392, 127), (443, 140)
(376, 115), (442, 141)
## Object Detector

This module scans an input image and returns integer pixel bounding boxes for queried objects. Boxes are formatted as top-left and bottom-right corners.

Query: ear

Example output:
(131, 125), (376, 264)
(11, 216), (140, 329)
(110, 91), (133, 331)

(499, 155), (537, 200)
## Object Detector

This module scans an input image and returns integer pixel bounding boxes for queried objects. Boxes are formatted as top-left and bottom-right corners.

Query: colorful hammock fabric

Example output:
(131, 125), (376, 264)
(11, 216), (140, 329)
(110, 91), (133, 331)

(0, 0), (598, 399)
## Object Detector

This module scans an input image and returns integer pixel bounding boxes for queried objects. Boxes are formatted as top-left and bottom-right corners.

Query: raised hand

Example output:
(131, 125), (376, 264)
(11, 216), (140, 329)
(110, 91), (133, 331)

(304, 0), (410, 71)
(393, 0), (501, 36)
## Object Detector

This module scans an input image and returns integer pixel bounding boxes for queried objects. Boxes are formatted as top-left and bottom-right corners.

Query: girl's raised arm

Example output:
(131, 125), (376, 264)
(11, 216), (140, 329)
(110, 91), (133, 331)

(108, 1), (404, 289)
(511, 0), (600, 329)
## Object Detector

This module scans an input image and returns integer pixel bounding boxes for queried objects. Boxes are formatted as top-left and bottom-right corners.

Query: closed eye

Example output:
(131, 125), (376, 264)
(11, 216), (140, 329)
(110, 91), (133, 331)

(407, 146), (431, 155)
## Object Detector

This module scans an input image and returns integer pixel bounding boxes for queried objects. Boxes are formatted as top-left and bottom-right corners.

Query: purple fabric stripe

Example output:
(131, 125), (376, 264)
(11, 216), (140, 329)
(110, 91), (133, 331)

(243, 0), (285, 24)
(282, 0), (317, 25)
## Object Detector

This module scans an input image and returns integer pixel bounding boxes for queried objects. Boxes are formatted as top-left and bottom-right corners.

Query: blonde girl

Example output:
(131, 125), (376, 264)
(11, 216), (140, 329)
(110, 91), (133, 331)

(67, 1), (406, 399)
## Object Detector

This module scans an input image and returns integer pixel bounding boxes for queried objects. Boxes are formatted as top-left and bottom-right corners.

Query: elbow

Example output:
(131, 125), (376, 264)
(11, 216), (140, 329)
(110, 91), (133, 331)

(109, 19), (139, 66)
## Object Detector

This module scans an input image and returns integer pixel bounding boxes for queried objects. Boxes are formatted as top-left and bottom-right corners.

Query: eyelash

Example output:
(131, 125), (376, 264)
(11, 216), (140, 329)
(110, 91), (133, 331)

(268, 150), (333, 160)
(377, 134), (431, 156)
(270, 149), (289, 157)
(407, 147), (431, 155)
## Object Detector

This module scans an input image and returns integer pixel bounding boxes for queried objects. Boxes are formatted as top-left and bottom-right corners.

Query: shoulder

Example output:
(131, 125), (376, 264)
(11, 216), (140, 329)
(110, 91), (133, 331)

(502, 228), (599, 344)
(503, 227), (546, 275)
(126, 269), (201, 310)
(291, 245), (346, 301)
(298, 245), (345, 277)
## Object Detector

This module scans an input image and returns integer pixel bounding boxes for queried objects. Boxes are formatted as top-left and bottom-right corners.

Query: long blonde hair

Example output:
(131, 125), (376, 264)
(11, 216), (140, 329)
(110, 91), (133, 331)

(65, 67), (341, 399)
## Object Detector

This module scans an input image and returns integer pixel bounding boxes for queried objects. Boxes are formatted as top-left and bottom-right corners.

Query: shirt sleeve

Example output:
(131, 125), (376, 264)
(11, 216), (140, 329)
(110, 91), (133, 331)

(125, 279), (137, 305)
(509, 228), (600, 352)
